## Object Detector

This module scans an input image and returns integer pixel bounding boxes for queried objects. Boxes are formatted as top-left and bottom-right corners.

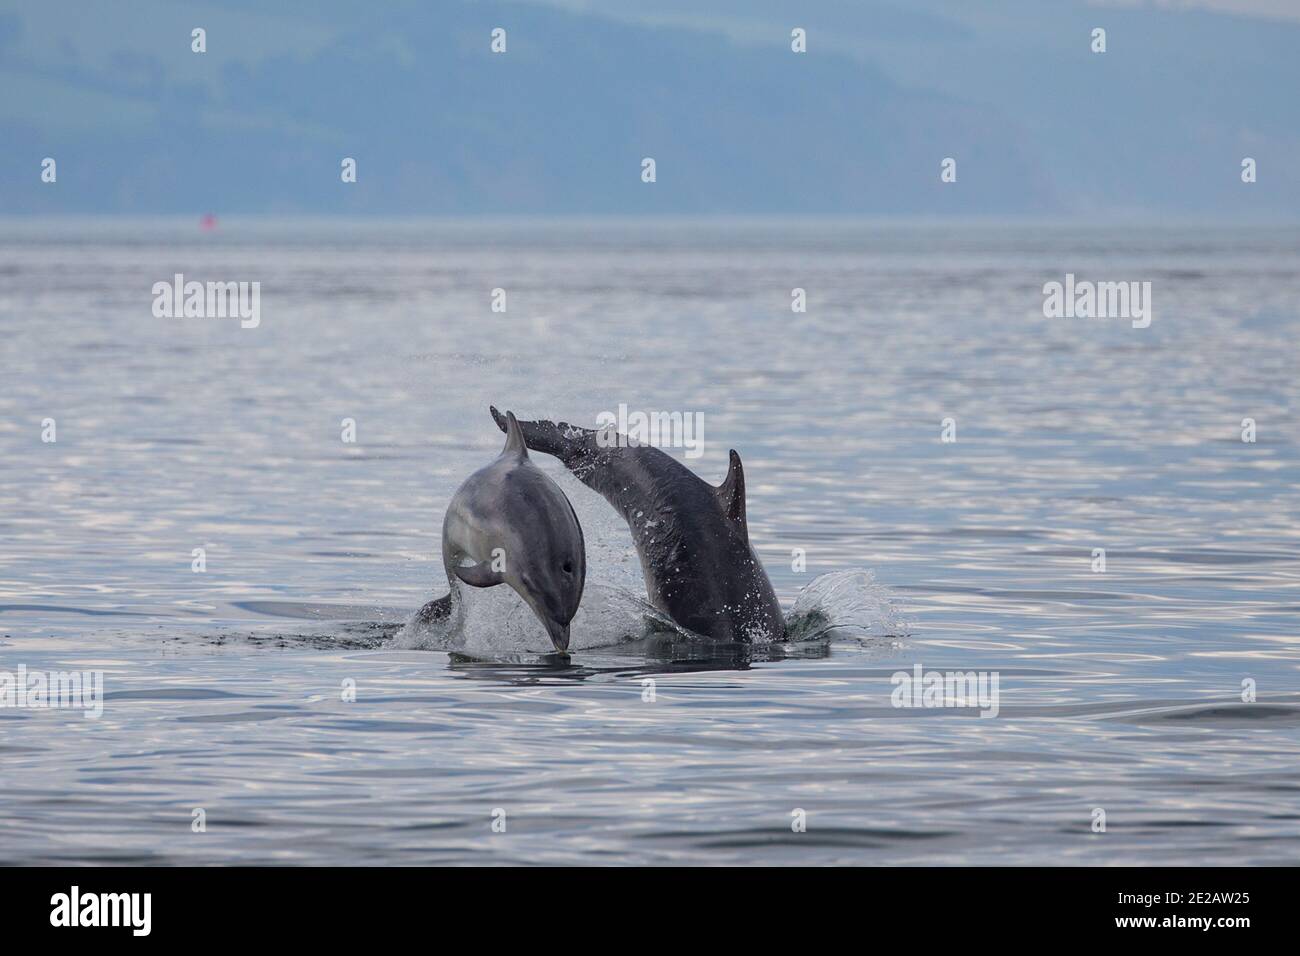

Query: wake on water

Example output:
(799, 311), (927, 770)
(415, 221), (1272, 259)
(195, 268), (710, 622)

(393, 568), (906, 656)
(191, 473), (906, 658)
(394, 469), (906, 657)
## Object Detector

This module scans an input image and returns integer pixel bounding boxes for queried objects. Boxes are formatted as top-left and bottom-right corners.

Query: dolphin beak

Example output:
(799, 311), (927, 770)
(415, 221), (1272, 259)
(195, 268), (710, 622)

(545, 618), (571, 653)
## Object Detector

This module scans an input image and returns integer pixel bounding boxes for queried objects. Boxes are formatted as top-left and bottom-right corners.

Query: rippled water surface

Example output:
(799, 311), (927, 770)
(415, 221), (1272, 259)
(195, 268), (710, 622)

(2, 219), (1298, 864)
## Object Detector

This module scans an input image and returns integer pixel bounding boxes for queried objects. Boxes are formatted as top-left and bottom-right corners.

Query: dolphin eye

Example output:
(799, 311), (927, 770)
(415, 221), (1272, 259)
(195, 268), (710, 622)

(562, 561), (573, 574)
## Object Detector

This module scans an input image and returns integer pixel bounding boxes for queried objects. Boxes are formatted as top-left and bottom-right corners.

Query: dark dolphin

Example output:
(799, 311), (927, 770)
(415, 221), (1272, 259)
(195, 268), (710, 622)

(490, 406), (784, 643)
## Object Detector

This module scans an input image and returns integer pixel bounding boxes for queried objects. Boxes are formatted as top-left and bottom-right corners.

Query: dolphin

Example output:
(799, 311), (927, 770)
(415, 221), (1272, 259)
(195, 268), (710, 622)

(416, 411), (586, 652)
(489, 406), (785, 643)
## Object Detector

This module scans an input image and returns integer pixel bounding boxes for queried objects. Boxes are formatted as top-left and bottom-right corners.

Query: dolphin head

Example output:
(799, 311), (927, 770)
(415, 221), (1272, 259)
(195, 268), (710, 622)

(498, 496), (585, 652)
(445, 412), (586, 652)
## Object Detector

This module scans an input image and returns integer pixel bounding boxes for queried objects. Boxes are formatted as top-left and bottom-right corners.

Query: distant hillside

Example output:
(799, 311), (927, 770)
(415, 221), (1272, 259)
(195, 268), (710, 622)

(0, 0), (1294, 217)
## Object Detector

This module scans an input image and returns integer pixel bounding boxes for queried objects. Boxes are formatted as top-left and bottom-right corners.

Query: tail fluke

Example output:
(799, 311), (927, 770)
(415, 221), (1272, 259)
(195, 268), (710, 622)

(489, 406), (590, 462)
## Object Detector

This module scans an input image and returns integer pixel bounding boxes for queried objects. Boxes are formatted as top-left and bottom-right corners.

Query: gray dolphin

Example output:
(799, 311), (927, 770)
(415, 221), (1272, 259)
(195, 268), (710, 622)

(490, 406), (785, 643)
(417, 411), (586, 652)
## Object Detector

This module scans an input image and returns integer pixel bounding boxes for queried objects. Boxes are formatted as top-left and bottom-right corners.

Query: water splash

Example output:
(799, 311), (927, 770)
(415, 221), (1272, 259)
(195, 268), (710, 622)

(394, 580), (687, 654)
(395, 566), (904, 654)
(785, 568), (908, 644)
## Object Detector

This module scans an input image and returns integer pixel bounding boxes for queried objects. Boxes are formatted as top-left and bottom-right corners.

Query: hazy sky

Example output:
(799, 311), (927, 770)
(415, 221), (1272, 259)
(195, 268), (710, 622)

(523, 0), (1300, 26)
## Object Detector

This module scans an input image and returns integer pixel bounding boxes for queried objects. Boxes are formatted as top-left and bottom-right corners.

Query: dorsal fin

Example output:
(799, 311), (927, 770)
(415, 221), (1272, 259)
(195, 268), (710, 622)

(501, 410), (529, 459)
(715, 449), (748, 536)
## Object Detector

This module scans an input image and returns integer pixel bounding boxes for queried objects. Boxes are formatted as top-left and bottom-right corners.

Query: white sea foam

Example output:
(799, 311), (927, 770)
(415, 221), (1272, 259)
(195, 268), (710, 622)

(395, 566), (904, 654)
(785, 568), (908, 644)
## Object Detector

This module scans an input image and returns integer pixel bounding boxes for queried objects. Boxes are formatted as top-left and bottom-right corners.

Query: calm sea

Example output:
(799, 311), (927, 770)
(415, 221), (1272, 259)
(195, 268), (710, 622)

(1, 219), (1297, 864)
